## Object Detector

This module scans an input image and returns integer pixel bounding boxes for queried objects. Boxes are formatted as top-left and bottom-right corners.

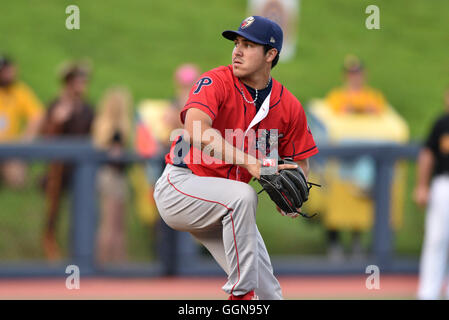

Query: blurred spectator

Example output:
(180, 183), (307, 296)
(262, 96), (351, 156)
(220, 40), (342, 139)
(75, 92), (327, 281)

(157, 64), (201, 272)
(0, 54), (44, 188)
(133, 63), (200, 274)
(93, 87), (132, 264)
(156, 64), (201, 275)
(414, 88), (449, 299)
(325, 55), (387, 115)
(40, 61), (94, 260)
(166, 63), (202, 131)
(323, 55), (389, 261)
(136, 63), (201, 202)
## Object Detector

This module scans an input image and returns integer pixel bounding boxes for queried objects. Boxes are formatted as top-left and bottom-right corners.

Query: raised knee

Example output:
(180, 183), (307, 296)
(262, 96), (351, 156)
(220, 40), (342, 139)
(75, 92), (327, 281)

(235, 184), (258, 206)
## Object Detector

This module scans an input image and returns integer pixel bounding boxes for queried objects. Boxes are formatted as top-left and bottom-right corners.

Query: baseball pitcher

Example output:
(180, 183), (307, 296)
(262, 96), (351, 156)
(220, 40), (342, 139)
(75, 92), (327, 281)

(154, 16), (318, 300)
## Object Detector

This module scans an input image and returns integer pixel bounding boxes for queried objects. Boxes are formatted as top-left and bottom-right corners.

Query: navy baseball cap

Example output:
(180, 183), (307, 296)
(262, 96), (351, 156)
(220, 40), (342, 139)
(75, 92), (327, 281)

(222, 16), (283, 53)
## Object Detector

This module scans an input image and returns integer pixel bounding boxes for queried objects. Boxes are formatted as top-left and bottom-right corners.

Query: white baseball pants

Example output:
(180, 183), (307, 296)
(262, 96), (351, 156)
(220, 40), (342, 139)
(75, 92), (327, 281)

(154, 164), (283, 299)
(417, 174), (449, 299)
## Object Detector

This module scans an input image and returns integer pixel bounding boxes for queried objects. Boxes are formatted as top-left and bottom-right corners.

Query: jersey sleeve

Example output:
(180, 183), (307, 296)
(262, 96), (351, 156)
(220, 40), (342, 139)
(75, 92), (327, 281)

(180, 71), (225, 124)
(278, 100), (318, 161)
(425, 116), (443, 154)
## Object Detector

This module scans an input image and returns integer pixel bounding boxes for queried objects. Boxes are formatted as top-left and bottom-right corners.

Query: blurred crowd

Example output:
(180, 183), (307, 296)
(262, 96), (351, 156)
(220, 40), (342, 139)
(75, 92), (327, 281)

(1, 52), (449, 299)
(0, 54), (201, 266)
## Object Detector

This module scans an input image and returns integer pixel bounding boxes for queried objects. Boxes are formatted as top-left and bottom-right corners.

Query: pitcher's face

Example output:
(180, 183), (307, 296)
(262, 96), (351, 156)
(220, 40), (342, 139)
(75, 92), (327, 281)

(232, 36), (266, 79)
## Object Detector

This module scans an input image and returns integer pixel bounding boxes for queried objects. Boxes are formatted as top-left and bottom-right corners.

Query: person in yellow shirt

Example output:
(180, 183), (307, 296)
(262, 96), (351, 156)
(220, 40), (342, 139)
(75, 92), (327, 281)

(325, 55), (387, 115)
(0, 55), (44, 188)
(323, 55), (390, 261)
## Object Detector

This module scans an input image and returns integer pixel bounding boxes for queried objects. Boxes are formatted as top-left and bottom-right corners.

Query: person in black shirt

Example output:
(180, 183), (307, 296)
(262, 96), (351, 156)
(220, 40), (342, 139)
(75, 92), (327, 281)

(414, 88), (449, 299)
(41, 62), (94, 260)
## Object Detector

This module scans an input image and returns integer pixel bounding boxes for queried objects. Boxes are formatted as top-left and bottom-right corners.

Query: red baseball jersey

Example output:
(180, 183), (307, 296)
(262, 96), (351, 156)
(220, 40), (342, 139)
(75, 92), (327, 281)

(165, 65), (318, 183)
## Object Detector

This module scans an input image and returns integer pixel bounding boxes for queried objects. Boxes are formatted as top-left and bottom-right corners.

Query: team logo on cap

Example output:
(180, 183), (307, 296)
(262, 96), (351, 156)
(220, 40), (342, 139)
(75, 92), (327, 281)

(270, 37), (276, 44)
(240, 16), (255, 29)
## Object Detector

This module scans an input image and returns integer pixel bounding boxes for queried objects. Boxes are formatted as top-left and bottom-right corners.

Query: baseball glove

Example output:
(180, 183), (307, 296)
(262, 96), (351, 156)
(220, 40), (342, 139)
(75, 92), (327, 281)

(257, 158), (319, 218)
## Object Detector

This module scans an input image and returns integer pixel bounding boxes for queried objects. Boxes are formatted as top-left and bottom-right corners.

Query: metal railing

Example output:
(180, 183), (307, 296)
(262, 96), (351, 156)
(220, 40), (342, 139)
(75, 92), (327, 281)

(0, 139), (421, 277)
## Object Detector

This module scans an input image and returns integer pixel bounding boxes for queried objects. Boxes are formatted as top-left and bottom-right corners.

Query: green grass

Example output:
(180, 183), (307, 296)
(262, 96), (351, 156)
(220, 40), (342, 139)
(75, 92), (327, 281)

(0, 163), (68, 260)
(0, 0), (447, 261)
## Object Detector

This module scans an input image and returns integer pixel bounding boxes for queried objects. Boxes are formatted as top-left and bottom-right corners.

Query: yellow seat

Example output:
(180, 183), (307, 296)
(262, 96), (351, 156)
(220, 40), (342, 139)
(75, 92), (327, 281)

(305, 99), (409, 231)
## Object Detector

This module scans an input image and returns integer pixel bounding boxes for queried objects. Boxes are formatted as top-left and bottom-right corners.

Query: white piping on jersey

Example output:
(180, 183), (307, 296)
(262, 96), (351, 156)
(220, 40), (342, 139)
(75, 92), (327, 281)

(236, 90), (272, 180)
